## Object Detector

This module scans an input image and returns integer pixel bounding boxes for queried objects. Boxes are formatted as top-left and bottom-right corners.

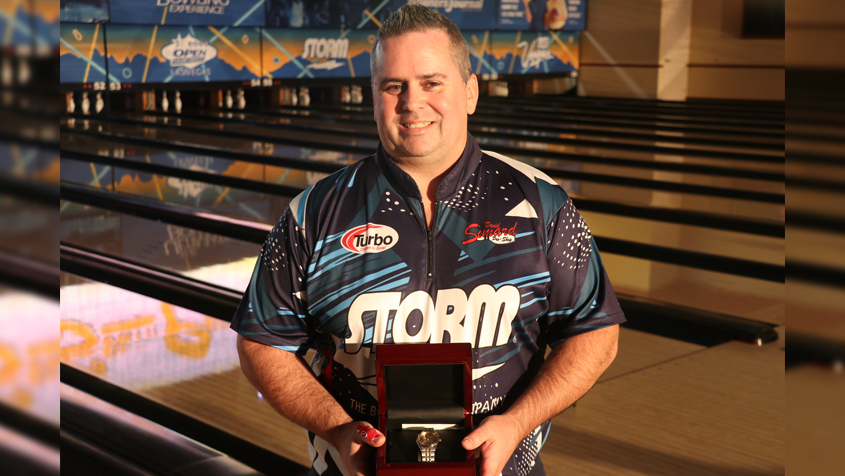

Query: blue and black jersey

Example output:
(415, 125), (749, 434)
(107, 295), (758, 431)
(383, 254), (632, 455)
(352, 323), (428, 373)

(232, 134), (625, 476)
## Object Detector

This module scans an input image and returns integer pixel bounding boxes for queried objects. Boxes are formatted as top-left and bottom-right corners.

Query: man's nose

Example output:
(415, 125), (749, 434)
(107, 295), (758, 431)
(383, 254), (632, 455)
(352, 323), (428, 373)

(399, 86), (425, 111)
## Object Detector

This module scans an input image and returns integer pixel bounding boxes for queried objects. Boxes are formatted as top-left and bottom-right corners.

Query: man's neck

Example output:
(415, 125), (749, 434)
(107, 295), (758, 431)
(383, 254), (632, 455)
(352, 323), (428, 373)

(389, 154), (459, 228)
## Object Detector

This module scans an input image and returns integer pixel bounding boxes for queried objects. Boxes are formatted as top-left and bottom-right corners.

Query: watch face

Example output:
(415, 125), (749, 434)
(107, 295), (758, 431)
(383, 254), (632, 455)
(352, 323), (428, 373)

(417, 430), (441, 446)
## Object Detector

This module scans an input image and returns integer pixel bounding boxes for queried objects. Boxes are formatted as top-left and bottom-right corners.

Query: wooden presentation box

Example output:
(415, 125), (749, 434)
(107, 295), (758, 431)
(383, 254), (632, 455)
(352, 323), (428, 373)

(375, 343), (476, 476)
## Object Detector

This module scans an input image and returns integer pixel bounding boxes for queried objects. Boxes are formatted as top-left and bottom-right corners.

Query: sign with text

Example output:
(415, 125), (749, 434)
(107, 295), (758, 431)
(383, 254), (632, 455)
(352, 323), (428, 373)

(59, 0), (110, 23)
(499, 0), (586, 31)
(109, 0), (265, 27)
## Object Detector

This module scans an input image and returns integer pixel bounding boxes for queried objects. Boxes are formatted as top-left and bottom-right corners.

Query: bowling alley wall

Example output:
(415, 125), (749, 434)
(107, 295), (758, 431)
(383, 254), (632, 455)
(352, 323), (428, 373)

(59, 0), (584, 91)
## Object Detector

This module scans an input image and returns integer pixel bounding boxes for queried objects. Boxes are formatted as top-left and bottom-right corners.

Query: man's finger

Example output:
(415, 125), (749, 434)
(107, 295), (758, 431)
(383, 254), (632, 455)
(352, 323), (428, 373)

(356, 423), (385, 446)
(462, 424), (494, 450)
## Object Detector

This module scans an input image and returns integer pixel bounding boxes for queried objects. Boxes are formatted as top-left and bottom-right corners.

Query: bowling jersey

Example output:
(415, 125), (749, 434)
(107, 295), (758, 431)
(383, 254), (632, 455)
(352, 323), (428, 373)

(231, 134), (625, 476)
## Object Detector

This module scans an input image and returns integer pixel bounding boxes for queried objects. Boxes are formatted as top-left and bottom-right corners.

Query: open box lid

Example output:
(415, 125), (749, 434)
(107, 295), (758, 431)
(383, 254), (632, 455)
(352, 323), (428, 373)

(375, 343), (473, 419)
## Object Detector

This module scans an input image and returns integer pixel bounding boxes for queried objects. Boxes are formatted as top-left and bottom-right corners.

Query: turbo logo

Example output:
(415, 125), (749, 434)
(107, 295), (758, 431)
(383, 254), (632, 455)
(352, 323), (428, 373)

(341, 224), (398, 254)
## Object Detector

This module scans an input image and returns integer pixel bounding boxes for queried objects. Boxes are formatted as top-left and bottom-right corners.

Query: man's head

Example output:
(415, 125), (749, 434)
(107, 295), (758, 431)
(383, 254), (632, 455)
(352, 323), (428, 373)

(370, 4), (478, 169)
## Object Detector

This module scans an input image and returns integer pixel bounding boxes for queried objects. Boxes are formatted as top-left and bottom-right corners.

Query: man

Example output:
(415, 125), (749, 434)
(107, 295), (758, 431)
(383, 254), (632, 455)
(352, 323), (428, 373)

(232, 5), (624, 476)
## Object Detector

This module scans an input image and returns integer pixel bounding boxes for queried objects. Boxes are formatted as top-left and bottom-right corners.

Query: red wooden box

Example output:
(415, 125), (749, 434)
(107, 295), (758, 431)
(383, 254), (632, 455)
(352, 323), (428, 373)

(375, 343), (476, 476)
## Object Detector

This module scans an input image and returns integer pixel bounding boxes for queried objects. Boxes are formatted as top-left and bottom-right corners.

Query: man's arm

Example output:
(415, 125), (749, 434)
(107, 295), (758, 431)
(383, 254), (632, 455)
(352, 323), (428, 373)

(462, 324), (619, 476)
(237, 335), (385, 476)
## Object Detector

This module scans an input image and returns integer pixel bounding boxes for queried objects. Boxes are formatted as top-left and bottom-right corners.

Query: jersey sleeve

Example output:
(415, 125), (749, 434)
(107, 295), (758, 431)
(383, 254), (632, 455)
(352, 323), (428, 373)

(544, 198), (626, 346)
(230, 207), (313, 354)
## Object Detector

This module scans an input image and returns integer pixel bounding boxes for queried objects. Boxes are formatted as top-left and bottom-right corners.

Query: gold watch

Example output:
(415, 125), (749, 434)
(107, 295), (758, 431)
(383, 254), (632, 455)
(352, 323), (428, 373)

(416, 429), (441, 463)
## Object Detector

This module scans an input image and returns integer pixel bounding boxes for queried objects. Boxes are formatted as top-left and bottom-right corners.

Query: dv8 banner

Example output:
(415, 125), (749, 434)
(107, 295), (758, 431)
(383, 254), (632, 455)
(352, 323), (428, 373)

(109, 0), (265, 27)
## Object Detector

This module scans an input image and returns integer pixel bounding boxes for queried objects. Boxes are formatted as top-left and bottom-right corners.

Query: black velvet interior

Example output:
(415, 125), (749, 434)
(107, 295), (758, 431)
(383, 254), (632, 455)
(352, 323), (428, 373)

(384, 363), (465, 420)
(385, 428), (468, 463)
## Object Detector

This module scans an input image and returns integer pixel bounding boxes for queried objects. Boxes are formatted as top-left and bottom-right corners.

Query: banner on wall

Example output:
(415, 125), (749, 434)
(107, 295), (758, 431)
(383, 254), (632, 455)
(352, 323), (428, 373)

(60, 23), (109, 84)
(109, 0), (265, 27)
(489, 31), (579, 75)
(59, 0), (109, 23)
(499, 0), (586, 31)
(262, 28), (375, 78)
(463, 31), (495, 76)
(106, 25), (263, 84)
(265, 0), (391, 29)
(395, 0), (496, 30)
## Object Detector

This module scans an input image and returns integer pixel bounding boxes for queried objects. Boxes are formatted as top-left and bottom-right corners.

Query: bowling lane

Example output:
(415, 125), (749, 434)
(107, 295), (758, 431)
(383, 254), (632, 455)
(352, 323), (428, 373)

(58, 270), (733, 475)
(236, 108), (786, 165)
(61, 127), (785, 223)
(95, 113), (785, 195)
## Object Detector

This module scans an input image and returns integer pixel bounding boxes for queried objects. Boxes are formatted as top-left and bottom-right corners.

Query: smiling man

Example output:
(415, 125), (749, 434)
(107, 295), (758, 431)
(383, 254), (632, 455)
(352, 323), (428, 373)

(232, 5), (625, 476)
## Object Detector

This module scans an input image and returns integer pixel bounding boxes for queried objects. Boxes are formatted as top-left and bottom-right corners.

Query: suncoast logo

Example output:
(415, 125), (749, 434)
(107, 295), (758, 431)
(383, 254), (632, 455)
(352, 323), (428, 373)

(341, 224), (398, 254)
(302, 38), (349, 71)
(462, 222), (518, 245)
(161, 34), (217, 68)
(156, 0), (229, 15)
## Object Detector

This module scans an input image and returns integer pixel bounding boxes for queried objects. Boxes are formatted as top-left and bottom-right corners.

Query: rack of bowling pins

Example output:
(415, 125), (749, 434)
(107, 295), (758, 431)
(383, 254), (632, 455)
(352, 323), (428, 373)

(341, 85), (364, 104)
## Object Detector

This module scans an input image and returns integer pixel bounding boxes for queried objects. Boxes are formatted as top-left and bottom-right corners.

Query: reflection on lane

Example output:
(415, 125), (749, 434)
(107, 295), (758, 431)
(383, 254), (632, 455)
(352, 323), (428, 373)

(61, 203), (259, 292)
(0, 287), (59, 425)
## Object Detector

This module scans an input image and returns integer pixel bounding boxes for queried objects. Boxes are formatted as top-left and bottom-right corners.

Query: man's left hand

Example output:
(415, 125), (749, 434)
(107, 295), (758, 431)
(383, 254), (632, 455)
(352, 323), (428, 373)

(462, 414), (525, 476)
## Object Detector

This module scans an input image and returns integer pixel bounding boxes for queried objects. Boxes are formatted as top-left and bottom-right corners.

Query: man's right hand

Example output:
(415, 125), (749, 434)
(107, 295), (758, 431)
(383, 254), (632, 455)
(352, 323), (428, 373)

(328, 421), (385, 476)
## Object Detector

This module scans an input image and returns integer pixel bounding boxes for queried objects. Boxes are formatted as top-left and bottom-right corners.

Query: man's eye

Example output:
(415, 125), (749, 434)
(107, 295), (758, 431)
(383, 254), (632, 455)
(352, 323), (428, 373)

(385, 85), (402, 92)
(426, 82), (441, 88)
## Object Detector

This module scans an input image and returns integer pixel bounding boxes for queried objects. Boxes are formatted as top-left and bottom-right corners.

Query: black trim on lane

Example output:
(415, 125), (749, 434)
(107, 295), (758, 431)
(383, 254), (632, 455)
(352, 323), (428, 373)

(61, 183), (272, 244)
(60, 365), (308, 476)
(0, 400), (58, 449)
(61, 128), (347, 173)
(618, 295), (779, 346)
(787, 333), (845, 369)
(60, 244), (242, 320)
(61, 386), (263, 476)
(595, 237), (784, 282)
(0, 249), (59, 300)
(787, 261), (845, 288)
(788, 212), (845, 235)
(61, 131), (784, 204)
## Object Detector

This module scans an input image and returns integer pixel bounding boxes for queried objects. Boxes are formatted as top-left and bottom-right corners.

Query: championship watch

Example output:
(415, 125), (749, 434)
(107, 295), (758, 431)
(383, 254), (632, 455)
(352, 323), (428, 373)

(415, 429), (441, 463)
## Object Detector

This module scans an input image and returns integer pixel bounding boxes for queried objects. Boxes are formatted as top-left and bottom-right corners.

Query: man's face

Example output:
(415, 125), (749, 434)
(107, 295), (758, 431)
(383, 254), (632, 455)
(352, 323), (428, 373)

(372, 30), (478, 166)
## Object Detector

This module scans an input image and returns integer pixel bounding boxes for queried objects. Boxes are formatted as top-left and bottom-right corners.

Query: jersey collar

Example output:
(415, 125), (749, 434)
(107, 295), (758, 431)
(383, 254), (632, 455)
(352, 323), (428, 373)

(375, 133), (483, 202)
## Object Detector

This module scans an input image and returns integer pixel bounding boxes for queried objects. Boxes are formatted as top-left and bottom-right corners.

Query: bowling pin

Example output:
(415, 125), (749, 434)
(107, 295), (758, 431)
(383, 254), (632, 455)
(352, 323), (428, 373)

(225, 89), (233, 109)
(290, 88), (298, 106)
(341, 86), (351, 104)
(81, 92), (90, 115)
(18, 58), (30, 85)
(67, 92), (75, 114)
(161, 91), (169, 113)
(236, 88), (245, 110)
(299, 87), (310, 107)
(174, 90), (182, 114)
(1, 57), (11, 86)
(95, 92), (104, 113)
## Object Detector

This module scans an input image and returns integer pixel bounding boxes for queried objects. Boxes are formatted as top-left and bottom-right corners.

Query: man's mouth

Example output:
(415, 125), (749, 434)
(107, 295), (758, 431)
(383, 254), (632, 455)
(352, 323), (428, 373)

(402, 121), (433, 129)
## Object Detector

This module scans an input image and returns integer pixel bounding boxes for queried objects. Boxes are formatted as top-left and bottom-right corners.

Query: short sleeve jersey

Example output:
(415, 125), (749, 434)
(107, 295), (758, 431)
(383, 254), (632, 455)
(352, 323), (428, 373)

(231, 134), (625, 476)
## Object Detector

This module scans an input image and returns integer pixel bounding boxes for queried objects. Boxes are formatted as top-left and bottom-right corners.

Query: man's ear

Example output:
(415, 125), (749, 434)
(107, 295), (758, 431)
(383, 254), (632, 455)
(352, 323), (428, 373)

(466, 73), (479, 115)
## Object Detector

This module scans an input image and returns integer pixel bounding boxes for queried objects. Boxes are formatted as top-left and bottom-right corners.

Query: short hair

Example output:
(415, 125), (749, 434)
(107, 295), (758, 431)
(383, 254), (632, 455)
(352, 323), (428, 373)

(370, 4), (472, 83)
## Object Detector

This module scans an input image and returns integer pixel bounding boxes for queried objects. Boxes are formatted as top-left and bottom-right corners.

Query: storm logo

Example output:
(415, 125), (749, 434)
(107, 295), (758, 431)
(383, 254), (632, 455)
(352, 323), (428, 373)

(161, 34), (217, 68)
(341, 224), (398, 254)
(302, 38), (349, 71)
